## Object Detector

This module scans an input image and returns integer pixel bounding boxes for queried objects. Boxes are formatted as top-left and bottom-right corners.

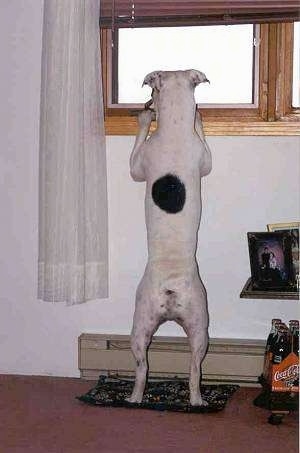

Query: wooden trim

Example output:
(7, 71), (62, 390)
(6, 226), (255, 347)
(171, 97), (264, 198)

(100, 24), (300, 136)
(258, 24), (269, 120)
(78, 333), (266, 386)
(104, 116), (300, 136)
(267, 24), (278, 121)
(258, 22), (297, 121)
(275, 23), (294, 118)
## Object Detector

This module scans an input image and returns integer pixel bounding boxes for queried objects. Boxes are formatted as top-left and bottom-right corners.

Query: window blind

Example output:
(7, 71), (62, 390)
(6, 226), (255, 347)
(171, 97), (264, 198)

(100, 0), (300, 28)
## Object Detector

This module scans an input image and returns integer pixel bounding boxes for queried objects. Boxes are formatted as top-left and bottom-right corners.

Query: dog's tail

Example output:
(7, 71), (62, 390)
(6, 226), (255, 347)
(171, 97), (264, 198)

(163, 289), (179, 309)
(164, 289), (176, 296)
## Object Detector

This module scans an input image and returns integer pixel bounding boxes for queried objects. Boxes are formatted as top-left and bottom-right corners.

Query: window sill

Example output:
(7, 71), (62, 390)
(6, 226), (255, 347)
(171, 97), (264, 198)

(104, 116), (300, 136)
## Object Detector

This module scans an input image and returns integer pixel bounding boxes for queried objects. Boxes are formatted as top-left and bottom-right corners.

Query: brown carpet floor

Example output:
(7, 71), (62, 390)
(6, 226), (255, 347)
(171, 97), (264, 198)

(0, 374), (298, 453)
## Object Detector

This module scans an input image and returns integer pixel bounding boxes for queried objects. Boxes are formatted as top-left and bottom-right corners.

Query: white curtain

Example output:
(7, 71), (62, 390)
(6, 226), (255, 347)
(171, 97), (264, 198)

(38, 0), (108, 305)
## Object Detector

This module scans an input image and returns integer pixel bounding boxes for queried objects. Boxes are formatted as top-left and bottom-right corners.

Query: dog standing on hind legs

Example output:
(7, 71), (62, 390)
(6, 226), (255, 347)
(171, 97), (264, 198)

(127, 70), (212, 406)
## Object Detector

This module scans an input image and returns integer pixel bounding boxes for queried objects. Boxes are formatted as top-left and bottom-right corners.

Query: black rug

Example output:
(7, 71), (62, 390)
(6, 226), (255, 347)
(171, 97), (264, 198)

(77, 375), (239, 413)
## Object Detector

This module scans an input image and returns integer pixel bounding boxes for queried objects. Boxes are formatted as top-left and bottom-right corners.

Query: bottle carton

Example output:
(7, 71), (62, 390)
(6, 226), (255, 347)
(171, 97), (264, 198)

(269, 352), (299, 393)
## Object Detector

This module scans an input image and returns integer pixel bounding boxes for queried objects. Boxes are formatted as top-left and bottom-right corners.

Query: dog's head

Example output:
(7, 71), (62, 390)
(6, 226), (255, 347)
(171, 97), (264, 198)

(143, 69), (209, 91)
(143, 70), (209, 111)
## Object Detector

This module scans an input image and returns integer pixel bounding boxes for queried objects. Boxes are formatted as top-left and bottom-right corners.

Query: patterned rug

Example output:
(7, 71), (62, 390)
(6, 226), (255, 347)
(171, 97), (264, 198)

(77, 375), (239, 413)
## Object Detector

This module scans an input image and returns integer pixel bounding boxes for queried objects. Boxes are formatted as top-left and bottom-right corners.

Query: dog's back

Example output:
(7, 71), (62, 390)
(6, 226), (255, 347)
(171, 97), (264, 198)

(138, 76), (208, 266)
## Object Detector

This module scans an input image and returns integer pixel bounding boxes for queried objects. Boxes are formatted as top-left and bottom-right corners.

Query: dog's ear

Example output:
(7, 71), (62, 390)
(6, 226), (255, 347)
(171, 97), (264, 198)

(143, 71), (163, 90)
(188, 69), (210, 87)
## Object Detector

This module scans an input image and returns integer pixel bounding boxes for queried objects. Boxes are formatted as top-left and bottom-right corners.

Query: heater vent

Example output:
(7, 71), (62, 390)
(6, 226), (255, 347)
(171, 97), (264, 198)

(79, 334), (265, 386)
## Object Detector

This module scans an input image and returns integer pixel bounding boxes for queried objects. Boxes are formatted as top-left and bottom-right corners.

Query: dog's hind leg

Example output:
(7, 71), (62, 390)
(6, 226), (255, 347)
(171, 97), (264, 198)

(126, 322), (155, 403)
(186, 324), (209, 406)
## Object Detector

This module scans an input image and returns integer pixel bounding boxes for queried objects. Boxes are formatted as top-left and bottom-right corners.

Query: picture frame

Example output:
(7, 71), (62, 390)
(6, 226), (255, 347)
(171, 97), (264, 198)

(267, 222), (300, 232)
(267, 222), (299, 289)
(247, 231), (297, 291)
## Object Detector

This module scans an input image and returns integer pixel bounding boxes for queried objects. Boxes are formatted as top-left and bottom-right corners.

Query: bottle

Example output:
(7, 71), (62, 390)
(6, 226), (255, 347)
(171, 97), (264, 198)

(266, 319), (282, 349)
(292, 326), (299, 356)
(288, 320), (298, 332)
(263, 319), (281, 379)
(272, 327), (290, 364)
(289, 320), (299, 355)
(268, 320), (282, 357)
(293, 325), (299, 387)
(289, 320), (299, 331)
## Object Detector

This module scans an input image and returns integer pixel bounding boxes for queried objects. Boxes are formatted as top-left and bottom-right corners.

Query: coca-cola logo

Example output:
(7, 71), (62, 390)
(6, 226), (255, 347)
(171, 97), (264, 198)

(274, 364), (299, 382)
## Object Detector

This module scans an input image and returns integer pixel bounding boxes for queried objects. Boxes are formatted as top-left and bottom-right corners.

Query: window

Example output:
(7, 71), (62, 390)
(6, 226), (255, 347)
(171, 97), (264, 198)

(100, 1), (300, 135)
(118, 25), (256, 105)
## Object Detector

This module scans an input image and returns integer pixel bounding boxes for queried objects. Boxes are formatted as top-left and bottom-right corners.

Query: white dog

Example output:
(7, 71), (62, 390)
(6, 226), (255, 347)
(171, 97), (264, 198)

(128, 70), (212, 406)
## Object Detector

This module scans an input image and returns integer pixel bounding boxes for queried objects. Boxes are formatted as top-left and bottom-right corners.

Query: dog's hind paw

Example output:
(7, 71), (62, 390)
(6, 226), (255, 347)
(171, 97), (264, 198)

(190, 397), (208, 407)
(125, 395), (143, 404)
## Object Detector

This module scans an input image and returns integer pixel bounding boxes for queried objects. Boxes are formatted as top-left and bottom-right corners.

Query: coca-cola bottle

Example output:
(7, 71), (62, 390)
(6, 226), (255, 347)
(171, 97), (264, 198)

(267, 319), (282, 348)
(289, 320), (299, 386)
(292, 326), (299, 356)
(288, 320), (299, 330)
(289, 320), (299, 355)
(293, 325), (299, 386)
(272, 327), (290, 364)
(263, 319), (281, 379)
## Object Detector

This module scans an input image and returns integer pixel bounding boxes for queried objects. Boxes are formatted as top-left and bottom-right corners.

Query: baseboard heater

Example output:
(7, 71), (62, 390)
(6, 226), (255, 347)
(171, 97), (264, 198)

(79, 334), (265, 387)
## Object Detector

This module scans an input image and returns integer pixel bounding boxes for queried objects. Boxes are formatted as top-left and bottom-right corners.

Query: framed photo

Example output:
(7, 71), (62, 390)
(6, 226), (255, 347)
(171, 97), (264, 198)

(267, 222), (299, 288)
(267, 222), (300, 232)
(247, 231), (296, 291)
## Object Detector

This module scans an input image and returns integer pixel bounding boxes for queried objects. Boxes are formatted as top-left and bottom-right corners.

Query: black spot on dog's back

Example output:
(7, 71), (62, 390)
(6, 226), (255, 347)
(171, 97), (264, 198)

(152, 174), (186, 213)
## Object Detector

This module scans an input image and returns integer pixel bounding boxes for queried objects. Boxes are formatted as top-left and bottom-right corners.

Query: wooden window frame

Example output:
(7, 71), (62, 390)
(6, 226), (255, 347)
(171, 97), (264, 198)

(101, 22), (300, 135)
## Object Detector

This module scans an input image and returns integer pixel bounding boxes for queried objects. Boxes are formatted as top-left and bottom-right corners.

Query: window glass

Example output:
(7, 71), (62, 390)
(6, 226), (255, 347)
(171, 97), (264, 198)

(292, 22), (300, 107)
(118, 25), (255, 105)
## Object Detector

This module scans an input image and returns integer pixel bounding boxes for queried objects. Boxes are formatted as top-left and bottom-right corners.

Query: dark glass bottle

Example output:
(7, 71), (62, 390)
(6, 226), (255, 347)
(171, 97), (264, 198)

(266, 319), (282, 349)
(272, 327), (290, 364)
(268, 321), (283, 354)
(293, 326), (299, 356)
(289, 320), (299, 355)
(263, 319), (281, 379)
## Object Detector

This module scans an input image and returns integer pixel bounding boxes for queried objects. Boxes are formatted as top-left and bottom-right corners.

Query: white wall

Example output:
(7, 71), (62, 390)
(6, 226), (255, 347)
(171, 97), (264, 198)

(0, 1), (299, 378)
